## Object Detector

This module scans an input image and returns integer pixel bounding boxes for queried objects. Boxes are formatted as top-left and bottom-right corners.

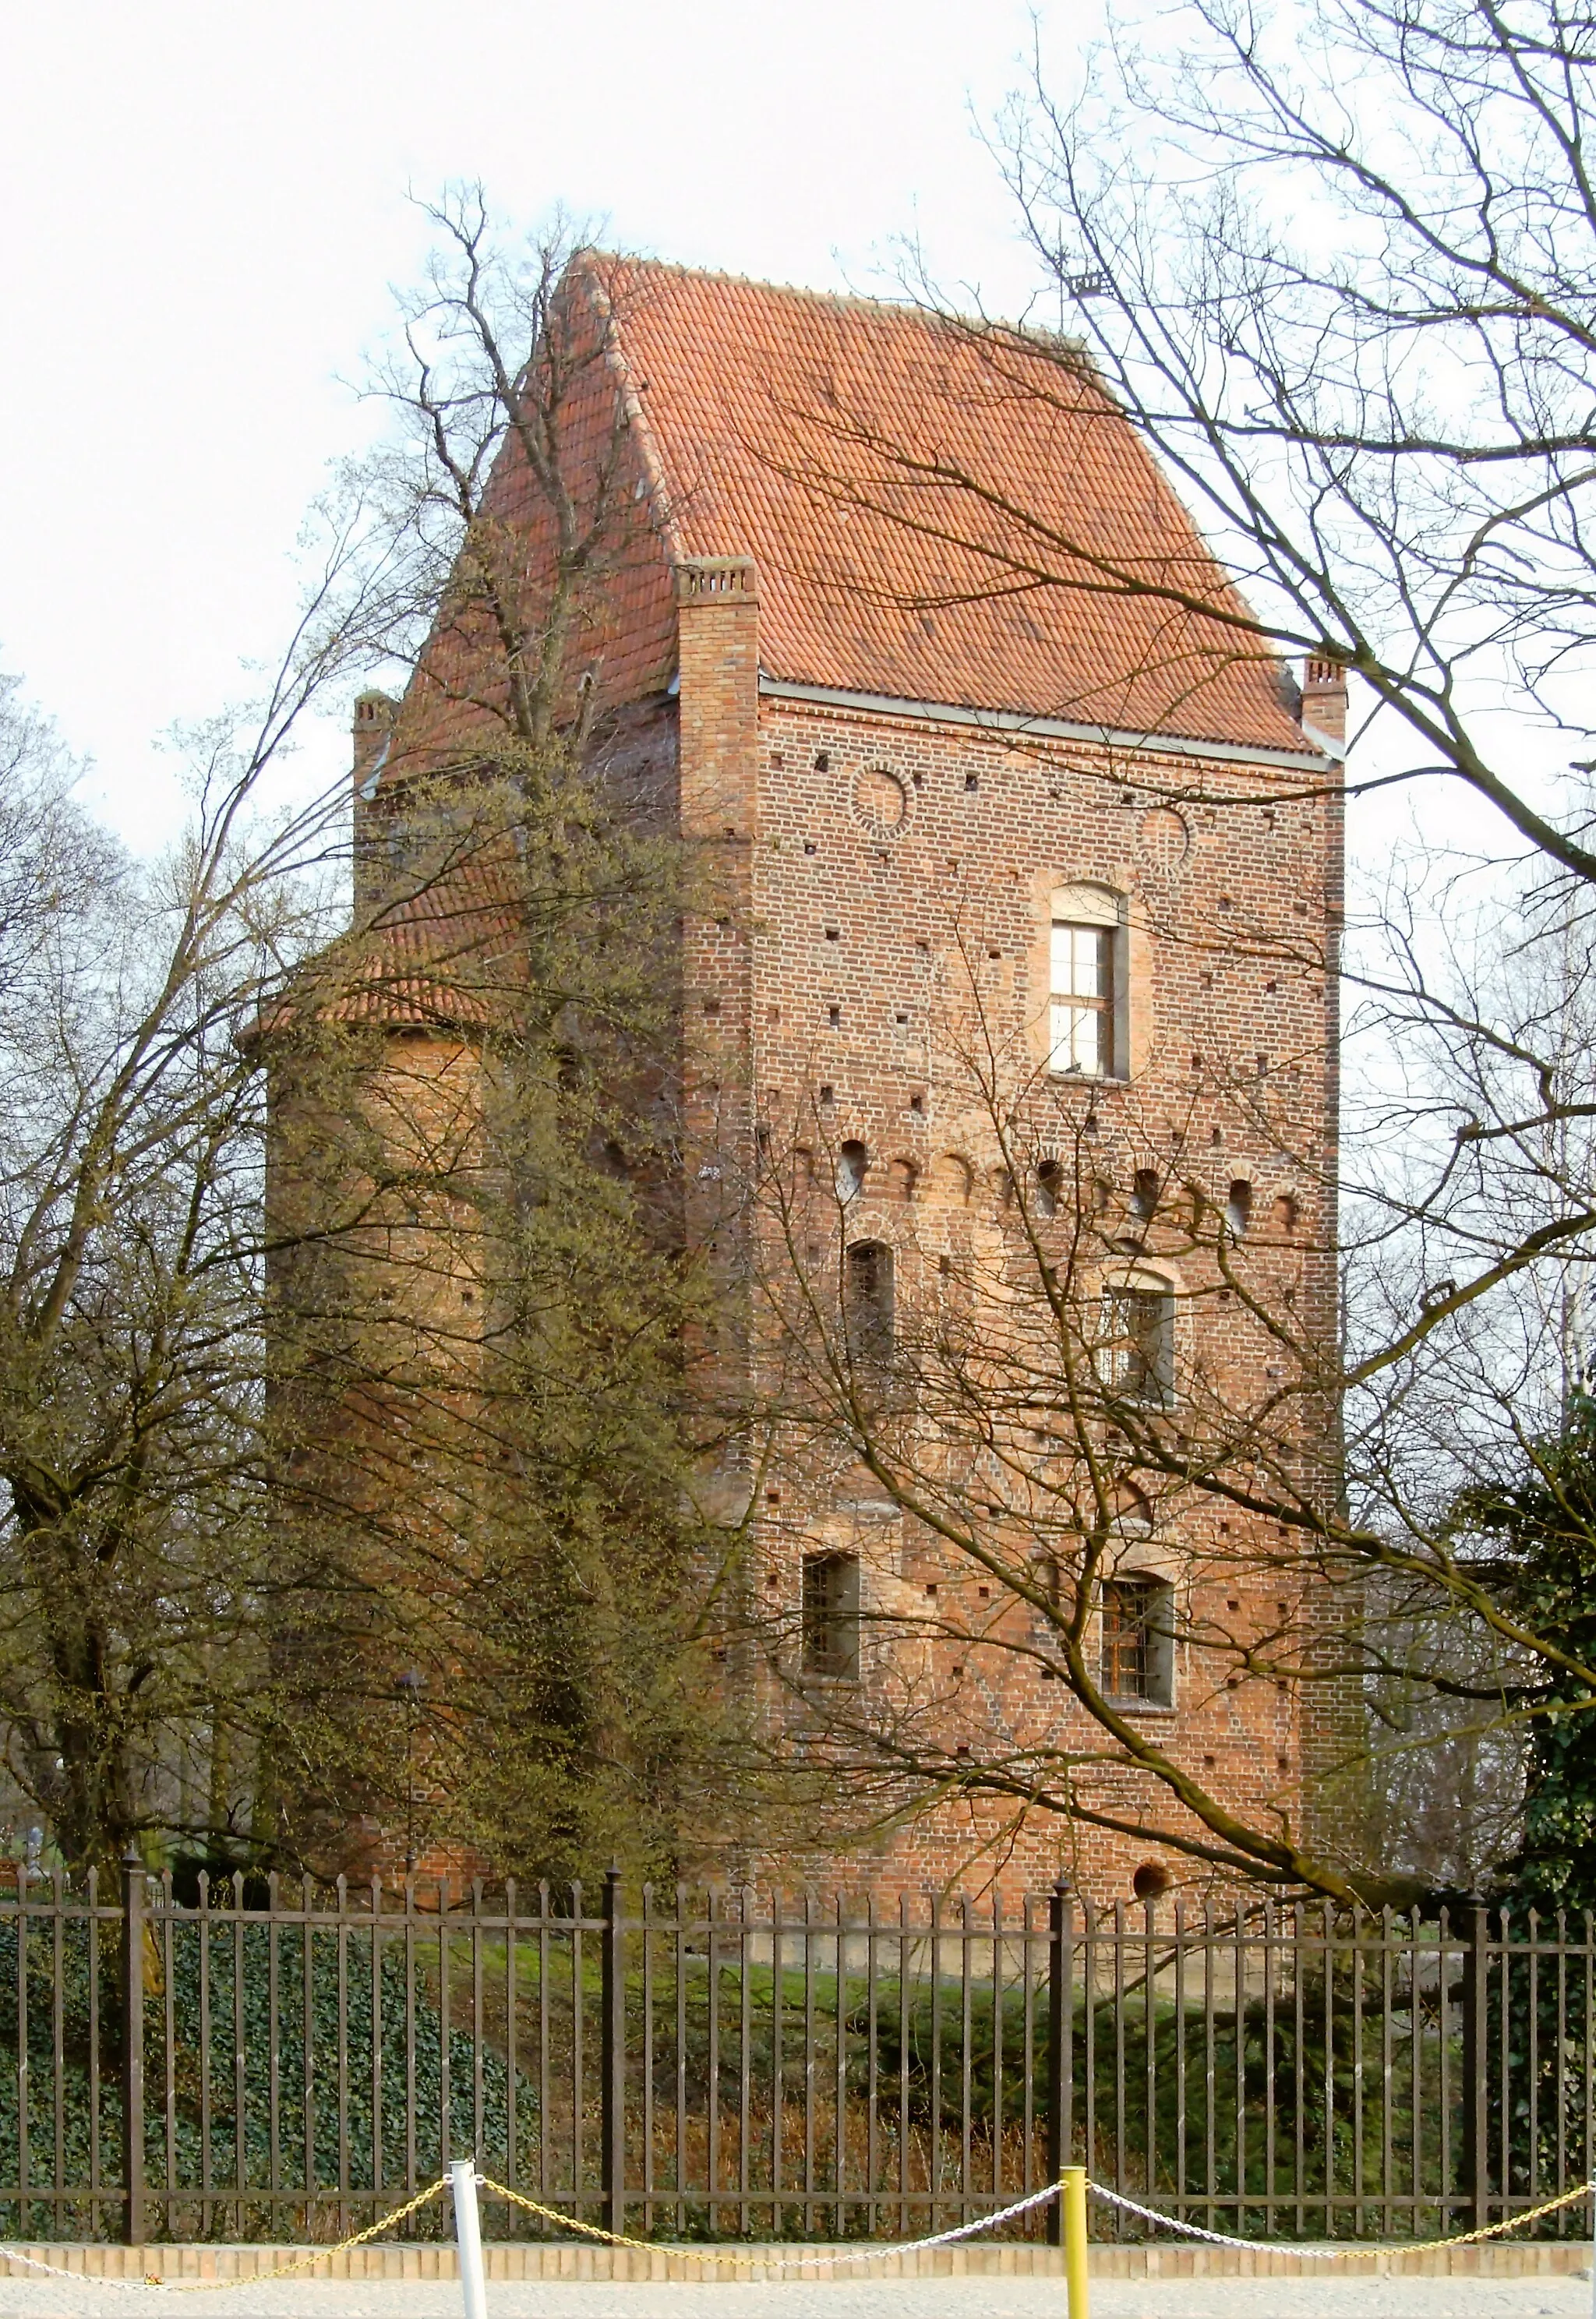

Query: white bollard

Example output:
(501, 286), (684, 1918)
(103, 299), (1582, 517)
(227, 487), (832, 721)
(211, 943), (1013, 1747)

(450, 2157), (487, 2319)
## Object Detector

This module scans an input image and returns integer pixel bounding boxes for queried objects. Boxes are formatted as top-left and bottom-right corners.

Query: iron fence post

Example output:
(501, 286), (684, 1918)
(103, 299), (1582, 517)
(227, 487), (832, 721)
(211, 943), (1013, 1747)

(601, 1865), (626, 2240)
(1047, 1878), (1074, 2246)
(120, 1850), (145, 2247)
(1460, 1901), (1491, 2236)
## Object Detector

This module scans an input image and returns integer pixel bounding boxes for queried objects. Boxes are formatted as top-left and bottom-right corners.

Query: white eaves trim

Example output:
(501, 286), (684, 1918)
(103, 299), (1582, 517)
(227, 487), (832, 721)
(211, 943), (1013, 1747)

(1298, 720), (1347, 763)
(757, 673), (1338, 775)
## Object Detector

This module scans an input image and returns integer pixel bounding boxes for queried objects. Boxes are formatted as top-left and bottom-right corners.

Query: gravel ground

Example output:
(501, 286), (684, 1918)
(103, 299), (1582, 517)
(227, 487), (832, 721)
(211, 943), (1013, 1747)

(0, 2280), (1590, 2318)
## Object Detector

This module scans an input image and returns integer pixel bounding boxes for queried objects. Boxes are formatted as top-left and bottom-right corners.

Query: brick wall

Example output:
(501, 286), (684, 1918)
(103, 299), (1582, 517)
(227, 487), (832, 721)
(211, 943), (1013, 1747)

(664, 571), (1346, 1906)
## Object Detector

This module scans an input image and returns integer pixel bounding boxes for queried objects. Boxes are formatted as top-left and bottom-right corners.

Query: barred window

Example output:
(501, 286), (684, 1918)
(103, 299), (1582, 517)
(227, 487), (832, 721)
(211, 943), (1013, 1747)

(1102, 1576), (1174, 1706)
(1050, 923), (1114, 1076)
(802, 1551), (860, 1678)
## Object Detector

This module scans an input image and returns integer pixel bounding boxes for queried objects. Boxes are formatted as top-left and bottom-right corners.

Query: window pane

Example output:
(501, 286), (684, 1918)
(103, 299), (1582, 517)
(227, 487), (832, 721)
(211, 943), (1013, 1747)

(1049, 924), (1111, 1075)
(1051, 923), (1106, 999)
(1075, 928), (1103, 998)
(1103, 1581), (1152, 1698)
(846, 1239), (894, 1359)
(1103, 1576), (1174, 1706)
(1050, 1001), (1100, 1075)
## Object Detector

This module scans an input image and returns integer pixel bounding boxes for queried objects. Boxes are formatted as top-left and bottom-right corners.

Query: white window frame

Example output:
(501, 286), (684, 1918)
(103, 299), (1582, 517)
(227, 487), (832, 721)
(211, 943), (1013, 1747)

(1048, 883), (1124, 1080)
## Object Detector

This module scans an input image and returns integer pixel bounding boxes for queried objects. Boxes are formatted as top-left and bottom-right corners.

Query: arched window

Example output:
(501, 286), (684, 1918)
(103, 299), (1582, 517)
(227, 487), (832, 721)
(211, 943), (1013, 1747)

(846, 1240), (894, 1360)
(1226, 1179), (1252, 1237)
(890, 1157), (920, 1203)
(1035, 1159), (1062, 1218)
(937, 1153), (973, 1205)
(836, 1139), (867, 1202)
(1131, 1168), (1160, 1221)
(1114, 1484), (1155, 1534)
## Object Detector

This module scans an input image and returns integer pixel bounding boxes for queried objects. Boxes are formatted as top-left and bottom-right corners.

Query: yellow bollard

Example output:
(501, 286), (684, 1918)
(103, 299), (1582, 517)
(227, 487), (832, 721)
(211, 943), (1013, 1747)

(1060, 2165), (1089, 2319)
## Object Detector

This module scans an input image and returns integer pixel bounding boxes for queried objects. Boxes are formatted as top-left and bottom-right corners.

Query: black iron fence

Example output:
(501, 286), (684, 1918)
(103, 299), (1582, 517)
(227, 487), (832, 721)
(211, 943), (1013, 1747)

(0, 1864), (1591, 2246)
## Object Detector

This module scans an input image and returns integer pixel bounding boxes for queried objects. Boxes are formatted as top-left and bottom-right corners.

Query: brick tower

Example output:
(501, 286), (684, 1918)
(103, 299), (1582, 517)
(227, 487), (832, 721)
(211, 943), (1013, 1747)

(312, 259), (1347, 1903)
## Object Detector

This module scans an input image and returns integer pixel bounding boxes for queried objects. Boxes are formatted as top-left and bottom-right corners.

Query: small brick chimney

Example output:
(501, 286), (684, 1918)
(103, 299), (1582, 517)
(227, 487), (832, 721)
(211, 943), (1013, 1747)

(1301, 656), (1347, 752)
(674, 558), (759, 841)
(351, 691), (399, 915)
(351, 690), (399, 797)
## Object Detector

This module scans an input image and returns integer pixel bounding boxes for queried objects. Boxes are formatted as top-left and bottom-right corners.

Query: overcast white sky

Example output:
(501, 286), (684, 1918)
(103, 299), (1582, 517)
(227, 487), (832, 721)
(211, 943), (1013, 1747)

(0, 0), (1058, 840)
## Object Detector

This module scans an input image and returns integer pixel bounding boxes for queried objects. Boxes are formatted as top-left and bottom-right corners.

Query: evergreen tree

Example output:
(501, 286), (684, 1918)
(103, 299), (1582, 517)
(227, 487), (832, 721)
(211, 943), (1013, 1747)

(1460, 1389), (1596, 1909)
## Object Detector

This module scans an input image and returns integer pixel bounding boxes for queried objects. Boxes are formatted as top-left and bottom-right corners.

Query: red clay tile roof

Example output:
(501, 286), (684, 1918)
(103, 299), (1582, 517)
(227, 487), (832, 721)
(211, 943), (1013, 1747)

(601, 262), (1308, 755)
(256, 859), (525, 1036)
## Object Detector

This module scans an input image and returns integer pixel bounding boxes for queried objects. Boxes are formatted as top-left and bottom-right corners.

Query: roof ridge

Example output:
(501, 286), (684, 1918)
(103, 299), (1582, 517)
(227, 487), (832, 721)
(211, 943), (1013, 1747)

(581, 249), (1008, 331)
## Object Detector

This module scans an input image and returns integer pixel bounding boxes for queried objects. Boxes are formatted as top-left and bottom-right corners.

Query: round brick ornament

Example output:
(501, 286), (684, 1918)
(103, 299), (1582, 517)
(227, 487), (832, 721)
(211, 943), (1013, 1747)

(851, 764), (910, 839)
(1137, 805), (1191, 870)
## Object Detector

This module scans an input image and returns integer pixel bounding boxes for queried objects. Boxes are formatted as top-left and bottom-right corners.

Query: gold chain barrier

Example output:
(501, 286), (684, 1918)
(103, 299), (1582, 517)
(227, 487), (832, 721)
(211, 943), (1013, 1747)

(1087, 2172), (1593, 2255)
(0, 2179), (448, 2293)
(171, 2179), (450, 2292)
(482, 2168), (1596, 2275)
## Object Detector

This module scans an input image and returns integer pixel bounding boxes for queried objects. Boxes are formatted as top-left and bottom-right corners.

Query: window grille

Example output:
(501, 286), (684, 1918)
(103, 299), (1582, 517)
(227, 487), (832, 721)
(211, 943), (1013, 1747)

(845, 1239), (893, 1360)
(801, 1551), (860, 1678)
(1103, 1576), (1174, 1704)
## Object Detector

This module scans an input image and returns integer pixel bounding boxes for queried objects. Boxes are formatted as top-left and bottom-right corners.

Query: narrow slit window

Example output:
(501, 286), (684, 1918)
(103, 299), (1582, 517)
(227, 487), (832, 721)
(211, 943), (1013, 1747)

(1050, 922), (1114, 1075)
(845, 1239), (894, 1361)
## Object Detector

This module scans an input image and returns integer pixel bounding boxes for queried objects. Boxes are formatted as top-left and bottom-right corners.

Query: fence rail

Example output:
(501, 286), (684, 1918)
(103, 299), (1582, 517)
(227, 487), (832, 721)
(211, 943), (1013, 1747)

(0, 1864), (1589, 2247)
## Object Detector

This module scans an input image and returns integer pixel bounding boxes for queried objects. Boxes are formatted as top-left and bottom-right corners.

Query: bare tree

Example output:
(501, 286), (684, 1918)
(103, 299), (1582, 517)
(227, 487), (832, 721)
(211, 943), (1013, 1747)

(0, 196), (722, 1883)
(0, 648), (356, 1872)
(253, 195), (723, 1885)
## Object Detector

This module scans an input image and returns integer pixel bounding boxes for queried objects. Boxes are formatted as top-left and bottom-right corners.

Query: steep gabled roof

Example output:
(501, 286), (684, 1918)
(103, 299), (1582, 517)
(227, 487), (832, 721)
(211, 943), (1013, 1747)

(602, 262), (1308, 756)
